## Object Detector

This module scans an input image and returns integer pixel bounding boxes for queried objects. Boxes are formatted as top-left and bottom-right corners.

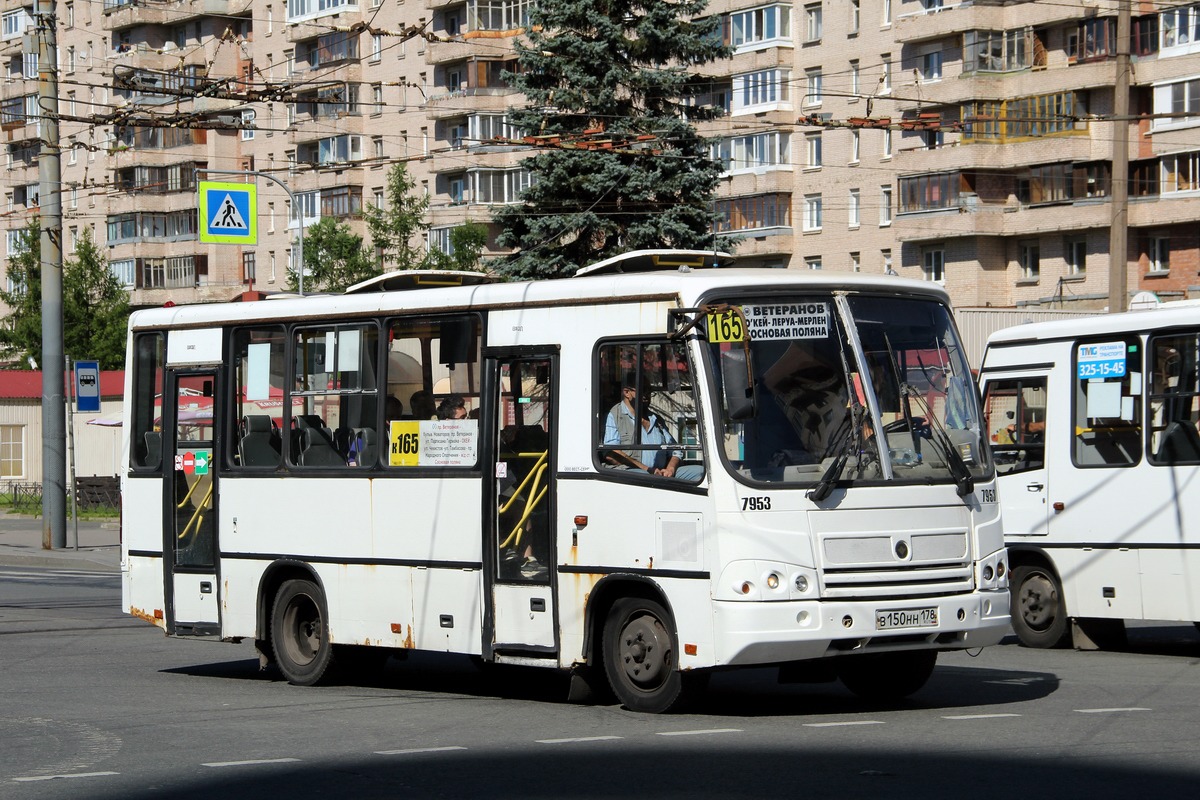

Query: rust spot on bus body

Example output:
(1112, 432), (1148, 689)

(130, 606), (165, 629)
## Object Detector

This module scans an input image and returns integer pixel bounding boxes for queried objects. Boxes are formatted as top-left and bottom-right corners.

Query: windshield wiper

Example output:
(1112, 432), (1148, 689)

(807, 405), (866, 502)
(901, 384), (975, 497)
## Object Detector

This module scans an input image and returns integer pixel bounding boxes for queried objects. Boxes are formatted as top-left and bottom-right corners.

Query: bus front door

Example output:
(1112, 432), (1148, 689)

(982, 375), (1050, 537)
(487, 355), (557, 656)
(164, 370), (220, 635)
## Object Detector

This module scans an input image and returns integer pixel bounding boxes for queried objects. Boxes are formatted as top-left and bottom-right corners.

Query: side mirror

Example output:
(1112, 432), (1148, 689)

(720, 348), (755, 421)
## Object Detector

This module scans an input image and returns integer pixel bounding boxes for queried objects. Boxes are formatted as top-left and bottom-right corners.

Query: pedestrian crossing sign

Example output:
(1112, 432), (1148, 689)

(199, 181), (257, 244)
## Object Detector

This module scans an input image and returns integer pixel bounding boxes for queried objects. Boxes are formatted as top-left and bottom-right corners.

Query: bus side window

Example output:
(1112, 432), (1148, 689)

(1149, 333), (1200, 465)
(983, 377), (1046, 475)
(1073, 337), (1141, 468)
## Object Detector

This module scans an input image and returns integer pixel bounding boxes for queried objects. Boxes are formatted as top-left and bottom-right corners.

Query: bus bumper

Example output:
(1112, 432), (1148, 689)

(711, 589), (1011, 667)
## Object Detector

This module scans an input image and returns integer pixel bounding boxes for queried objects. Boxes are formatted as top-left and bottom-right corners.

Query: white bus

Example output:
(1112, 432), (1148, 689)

(121, 250), (1009, 712)
(981, 304), (1200, 648)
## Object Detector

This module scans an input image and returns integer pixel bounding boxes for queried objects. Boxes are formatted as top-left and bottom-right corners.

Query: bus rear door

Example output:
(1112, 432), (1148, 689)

(981, 373), (1050, 537)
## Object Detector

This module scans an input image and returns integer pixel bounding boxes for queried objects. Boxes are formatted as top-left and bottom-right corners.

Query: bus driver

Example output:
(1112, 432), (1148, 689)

(603, 372), (704, 481)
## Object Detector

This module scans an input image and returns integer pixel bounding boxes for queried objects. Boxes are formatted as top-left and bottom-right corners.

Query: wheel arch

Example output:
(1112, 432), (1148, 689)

(580, 574), (676, 668)
(255, 560), (327, 648)
(1006, 545), (1068, 610)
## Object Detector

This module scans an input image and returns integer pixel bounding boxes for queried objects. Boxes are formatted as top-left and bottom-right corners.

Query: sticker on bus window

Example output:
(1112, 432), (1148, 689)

(1077, 341), (1126, 380)
(706, 309), (746, 343)
(389, 420), (478, 467)
(742, 303), (829, 341)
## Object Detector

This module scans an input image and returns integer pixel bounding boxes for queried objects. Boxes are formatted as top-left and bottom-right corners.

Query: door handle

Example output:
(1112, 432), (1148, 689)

(1026, 483), (1044, 492)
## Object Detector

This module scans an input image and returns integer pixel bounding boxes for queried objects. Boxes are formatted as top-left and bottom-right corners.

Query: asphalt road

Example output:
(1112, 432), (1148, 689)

(3, 565), (1199, 799)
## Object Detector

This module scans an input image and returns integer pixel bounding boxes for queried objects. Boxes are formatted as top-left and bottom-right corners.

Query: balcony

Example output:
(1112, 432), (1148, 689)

(103, 1), (173, 31)
(425, 38), (483, 65)
(893, 0), (1117, 44)
(424, 87), (515, 118)
(167, 0), (238, 23)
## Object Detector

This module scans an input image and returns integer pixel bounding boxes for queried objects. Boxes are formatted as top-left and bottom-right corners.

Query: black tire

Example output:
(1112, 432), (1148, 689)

(836, 650), (937, 702)
(1010, 564), (1070, 648)
(271, 578), (334, 686)
(602, 597), (683, 713)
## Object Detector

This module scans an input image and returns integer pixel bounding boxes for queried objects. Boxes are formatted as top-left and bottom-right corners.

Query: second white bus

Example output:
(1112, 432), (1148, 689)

(121, 250), (1010, 711)
(982, 304), (1200, 648)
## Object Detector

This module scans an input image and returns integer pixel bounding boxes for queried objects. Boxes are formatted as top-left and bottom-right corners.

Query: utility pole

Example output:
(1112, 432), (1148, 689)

(1108, 0), (1131, 314)
(37, 0), (65, 549)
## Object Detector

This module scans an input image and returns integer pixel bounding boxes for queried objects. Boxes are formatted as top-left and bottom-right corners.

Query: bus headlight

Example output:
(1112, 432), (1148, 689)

(717, 562), (818, 601)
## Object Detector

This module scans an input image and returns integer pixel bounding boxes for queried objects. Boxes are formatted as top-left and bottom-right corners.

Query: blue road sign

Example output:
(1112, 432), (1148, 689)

(75, 360), (101, 413)
(199, 181), (257, 244)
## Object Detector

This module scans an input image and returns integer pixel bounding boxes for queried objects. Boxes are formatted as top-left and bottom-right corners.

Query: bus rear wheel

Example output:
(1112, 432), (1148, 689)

(1010, 564), (1070, 648)
(836, 650), (937, 702)
(602, 597), (683, 713)
(271, 578), (334, 686)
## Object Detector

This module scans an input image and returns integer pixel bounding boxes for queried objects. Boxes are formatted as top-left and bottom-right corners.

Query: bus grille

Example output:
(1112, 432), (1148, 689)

(820, 562), (975, 599)
(819, 529), (974, 599)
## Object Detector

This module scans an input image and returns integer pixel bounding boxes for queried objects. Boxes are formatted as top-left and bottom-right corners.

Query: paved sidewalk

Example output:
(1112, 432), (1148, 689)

(0, 509), (120, 571)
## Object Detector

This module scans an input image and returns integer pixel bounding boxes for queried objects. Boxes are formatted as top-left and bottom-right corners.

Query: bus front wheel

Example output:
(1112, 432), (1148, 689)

(271, 579), (334, 686)
(1010, 565), (1070, 648)
(602, 597), (683, 713)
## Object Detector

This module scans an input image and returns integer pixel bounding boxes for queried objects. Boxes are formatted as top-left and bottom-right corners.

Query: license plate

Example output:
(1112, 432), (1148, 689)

(875, 607), (938, 630)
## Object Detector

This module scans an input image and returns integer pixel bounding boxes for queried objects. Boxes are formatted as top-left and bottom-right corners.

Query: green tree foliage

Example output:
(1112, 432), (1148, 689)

(288, 218), (378, 293)
(428, 223), (489, 272)
(493, 0), (732, 279)
(0, 222), (130, 369)
(362, 162), (431, 270)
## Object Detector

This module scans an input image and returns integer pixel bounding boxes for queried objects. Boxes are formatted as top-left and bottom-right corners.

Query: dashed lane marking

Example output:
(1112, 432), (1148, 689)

(201, 758), (302, 768)
(1074, 707), (1151, 714)
(374, 746), (468, 756)
(537, 736), (623, 744)
(12, 772), (119, 782)
(656, 729), (743, 737)
(942, 713), (1022, 720)
(802, 720), (885, 728)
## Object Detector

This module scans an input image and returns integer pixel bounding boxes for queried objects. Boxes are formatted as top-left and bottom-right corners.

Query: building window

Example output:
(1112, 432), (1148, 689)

(1149, 236), (1170, 272)
(805, 256), (822, 271)
(967, 92), (1082, 141)
(921, 49), (942, 81)
(1066, 238), (1087, 276)
(1162, 150), (1200, 192)
(0, 424), (23, 478)
(804, 3), (822, 42)
(923, 247), (945, 284)
(372, 83), (383, 114)
(725, 4), (792, 49)
(850, 251), (861, 272)
(882, 128), (892, 158)
(882, 0), (892, 26)
(733, 69), (791, 114)
(711, 132), (791, 172)
(879, 186), (893, 226)
(805, 132), (822, 168)
(899, 172), (960, 212)
(802, 193), (822, 231)
(882, 248), (893, 274)
(850, 130), (860, 163)
(242, 251), (256, 283)
(804, 68), (822, 106)
(850, 60), (860, 97)
(713, 193), (792, 233)
(110, 259), (135, 288)
(1161, 5), (1200, 53)
(850, 0), (859, 34)
(964, 29), (1031, 73)
(1020, 241), (1041, 280)
(848, 188), (860, 227)
(880, 55), (892, 94)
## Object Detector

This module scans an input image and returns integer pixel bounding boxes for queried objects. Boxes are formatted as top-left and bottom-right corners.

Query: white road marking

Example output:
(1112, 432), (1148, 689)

(537, 736), (623, 744)
(12, 772), (119, 782)
(374, 746), (468, 756)
(802, 720), (885, 728)
(656, 729), (743, 737)
(201, 758), (301, 768)
(1074, 707), (1151, 714)
(942, 713), (1022, 720)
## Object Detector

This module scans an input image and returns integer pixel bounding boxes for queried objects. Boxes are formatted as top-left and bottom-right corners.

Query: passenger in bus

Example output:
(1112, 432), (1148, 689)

(409, 390), (436, 420)
(437, 394), (468, 420)
(385, 395), (404, 424)
(603, 372), (704, 481)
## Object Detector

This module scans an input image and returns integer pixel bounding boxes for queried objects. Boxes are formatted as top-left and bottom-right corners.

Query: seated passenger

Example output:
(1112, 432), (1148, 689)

(409, 390), (436, 420)
(603, 372), (704, 481)
(437, 394), (468, 420)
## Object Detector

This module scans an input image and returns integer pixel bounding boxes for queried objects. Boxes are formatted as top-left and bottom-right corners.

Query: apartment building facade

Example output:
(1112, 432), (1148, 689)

(1, 0), (1197, 315)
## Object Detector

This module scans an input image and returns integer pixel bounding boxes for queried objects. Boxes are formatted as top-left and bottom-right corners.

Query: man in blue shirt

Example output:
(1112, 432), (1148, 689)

(603, 372), (704, 481)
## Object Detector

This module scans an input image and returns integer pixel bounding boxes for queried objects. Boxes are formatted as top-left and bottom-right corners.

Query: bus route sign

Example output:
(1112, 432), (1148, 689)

(199, 181), (257, 244)
(1077, 341), (1127, 380)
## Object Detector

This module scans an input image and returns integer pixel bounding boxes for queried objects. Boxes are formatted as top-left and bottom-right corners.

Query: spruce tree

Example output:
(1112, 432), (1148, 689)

(493, 0), (731, 279)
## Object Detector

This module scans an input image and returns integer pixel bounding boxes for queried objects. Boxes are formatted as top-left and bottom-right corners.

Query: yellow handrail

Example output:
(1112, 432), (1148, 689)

(498, 450), (549, 549)
(177, 479), (213, 542)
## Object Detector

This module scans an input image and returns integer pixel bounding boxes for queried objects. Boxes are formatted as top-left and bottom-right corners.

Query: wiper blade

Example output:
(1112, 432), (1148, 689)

(807, 406), (864, 502)
(901, 385), (974, 497)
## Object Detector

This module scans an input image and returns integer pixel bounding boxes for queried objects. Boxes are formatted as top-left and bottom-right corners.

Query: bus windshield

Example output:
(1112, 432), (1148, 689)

(706, 293), (989, 489)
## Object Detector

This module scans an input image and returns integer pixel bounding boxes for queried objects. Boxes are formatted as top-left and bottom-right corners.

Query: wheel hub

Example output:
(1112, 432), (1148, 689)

(620, 615), (668, 688)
